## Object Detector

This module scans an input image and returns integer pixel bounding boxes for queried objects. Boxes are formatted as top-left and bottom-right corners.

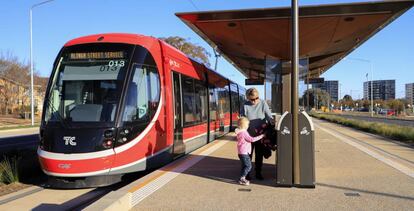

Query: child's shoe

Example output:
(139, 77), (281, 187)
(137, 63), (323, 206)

(239, 177), (250, 186)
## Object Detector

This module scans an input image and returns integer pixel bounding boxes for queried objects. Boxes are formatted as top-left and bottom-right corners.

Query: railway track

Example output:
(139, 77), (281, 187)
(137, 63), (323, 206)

(0, 171), (147, 210)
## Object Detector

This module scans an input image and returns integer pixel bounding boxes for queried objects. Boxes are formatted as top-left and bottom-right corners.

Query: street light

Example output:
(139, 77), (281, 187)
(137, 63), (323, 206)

(30, 0), (55, 126)
(344, 57), (374, 117)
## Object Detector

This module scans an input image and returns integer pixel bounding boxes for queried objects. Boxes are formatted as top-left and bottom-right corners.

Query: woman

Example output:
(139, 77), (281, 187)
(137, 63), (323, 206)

(240, 88), (274, 180)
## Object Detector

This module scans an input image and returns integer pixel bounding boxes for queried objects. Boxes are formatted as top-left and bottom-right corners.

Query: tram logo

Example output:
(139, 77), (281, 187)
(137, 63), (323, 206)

(58, 163), (71, 169)
(63, 136), (77, 146)
(169, 59), (181, 68)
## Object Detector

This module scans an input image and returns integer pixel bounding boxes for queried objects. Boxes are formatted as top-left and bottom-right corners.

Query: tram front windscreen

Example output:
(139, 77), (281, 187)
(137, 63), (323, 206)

(44, 43), (134, 127)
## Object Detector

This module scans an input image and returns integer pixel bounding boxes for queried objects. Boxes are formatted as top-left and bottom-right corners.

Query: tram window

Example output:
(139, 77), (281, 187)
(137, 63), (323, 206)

(209, 88), (217, 121)
(149, 69), (160, 115)
(217, 87), (229, 115)
(122, 64), (160, 123)
(195, 81), (208, 122)
(182, 76), (198, 125)
(231, 91), (239, 114)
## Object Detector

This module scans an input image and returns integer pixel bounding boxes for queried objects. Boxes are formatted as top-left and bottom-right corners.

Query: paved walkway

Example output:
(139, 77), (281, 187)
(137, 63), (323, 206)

(124, 119), (414, 210)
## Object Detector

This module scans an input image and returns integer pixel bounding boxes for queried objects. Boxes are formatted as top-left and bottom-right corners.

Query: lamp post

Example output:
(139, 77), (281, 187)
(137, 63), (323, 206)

(30, 0), (55, 126)
(344, 57), (374, 117)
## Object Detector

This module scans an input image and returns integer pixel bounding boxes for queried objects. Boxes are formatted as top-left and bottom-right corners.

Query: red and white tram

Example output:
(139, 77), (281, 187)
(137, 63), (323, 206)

(38, 33), (246, 187)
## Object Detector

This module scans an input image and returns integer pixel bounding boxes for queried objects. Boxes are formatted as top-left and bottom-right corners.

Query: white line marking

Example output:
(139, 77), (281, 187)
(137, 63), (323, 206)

(130, 140), (229, 207)
(316, 124), (414, 179)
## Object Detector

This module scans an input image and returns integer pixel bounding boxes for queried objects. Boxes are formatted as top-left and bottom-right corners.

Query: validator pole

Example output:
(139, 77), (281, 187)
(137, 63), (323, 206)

(291, 0), (300, 185)
(29, 0), (55, 125)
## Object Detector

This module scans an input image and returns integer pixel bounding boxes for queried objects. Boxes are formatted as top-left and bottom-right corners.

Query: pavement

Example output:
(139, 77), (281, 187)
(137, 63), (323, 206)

(0, 186), (99, 210)
(87, 118), (414, 210)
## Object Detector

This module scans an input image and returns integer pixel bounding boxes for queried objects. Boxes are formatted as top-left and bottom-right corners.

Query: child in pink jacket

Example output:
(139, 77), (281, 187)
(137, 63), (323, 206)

(235, 117), (264, 185)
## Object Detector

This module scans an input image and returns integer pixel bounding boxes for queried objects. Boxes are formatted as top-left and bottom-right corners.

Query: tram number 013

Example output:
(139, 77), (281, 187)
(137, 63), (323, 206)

(100, 60), (125, 72)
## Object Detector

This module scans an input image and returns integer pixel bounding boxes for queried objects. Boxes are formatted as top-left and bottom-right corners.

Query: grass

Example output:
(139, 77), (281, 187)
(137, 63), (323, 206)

(310, 112), (414, 144)
(0, 156), (20, 184)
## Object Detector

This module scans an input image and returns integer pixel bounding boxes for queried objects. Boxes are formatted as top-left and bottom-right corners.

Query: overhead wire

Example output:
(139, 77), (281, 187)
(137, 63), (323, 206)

(188, 0), (199, 11)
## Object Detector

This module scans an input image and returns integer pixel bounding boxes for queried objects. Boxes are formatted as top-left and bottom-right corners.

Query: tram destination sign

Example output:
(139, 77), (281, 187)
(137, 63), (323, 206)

(69, 51), (125, 60)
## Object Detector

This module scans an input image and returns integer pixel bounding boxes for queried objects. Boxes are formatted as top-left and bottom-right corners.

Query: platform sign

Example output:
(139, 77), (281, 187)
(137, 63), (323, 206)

(304, 77), (324, 84)
(245, 78), (264, 85)
(276, 111), (293, 186)
(298, 111), (315, 188)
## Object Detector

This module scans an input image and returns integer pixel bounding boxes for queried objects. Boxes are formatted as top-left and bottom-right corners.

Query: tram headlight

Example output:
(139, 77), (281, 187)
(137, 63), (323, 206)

(102, 139), (114, 149)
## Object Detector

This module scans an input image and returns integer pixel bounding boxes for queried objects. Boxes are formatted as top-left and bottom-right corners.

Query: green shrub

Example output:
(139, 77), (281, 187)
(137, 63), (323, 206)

(310, 112), (414, 143)
(0, 156), (20, 184)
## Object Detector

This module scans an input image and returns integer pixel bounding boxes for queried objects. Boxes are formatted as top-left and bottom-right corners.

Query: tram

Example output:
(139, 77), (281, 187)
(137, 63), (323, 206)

(37, 33), (246, 188)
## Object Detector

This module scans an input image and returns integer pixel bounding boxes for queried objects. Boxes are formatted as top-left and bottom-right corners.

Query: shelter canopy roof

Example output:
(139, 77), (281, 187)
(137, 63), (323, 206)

(176, 1), (414, 80)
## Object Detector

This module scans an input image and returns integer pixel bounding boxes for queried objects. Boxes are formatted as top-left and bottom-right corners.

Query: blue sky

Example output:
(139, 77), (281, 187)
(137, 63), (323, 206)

(0, 0), (413, 99)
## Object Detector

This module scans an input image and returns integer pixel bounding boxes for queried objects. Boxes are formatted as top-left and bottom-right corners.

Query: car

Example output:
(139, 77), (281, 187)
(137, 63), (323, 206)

(387, 109), (396, 116)
(379, 109), (395, 116)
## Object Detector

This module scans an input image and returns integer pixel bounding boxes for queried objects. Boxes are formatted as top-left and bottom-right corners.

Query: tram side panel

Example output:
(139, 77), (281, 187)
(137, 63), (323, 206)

(110, 44), (170, 174)
(161, 45), (209, 155)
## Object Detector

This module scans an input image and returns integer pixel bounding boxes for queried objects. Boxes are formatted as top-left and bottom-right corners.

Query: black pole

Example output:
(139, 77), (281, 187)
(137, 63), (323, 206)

(291, 0), (300, 185)
(213, 47), (220, 71)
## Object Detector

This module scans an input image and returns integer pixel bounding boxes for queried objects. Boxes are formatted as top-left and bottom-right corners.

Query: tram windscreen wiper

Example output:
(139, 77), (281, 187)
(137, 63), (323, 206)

(45, 97), (71, 128)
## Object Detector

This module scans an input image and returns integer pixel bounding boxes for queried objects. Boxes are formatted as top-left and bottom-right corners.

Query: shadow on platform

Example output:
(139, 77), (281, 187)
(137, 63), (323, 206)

(173, 153), (277, 188)
(317, 183), (414, 201)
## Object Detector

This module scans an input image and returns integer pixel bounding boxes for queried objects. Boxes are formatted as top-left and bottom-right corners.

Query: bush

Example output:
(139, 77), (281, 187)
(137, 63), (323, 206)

(310, 112), (414, 143)
(0, 156), (20, 184)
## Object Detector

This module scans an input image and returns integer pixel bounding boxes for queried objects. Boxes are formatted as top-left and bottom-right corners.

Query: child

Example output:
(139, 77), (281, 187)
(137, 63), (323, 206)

(235, 117), (265, 185)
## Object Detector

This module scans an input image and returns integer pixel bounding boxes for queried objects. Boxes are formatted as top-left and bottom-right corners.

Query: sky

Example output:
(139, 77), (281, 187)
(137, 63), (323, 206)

(0, 0), (413, 99)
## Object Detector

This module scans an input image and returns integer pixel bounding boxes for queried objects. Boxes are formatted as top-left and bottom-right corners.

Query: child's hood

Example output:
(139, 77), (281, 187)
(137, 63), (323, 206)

(235, 128), (246, 134)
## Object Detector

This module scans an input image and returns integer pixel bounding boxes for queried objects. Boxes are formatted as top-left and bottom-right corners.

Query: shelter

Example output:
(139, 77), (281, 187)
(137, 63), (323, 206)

(177, 0), (414, 113)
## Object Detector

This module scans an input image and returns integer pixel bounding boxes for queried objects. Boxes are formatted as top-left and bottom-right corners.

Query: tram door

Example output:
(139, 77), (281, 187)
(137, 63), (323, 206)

(172, 72), (185, 158)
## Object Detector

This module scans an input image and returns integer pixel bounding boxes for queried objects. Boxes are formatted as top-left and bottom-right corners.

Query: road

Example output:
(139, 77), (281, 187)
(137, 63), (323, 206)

(0, 128), (39, 153)
(0, 127), (38, 138)
(333, 113), (414, 127)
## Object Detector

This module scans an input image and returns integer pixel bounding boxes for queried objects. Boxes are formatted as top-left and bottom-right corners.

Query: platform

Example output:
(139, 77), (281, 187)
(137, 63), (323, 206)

(87, 119), (414, 211)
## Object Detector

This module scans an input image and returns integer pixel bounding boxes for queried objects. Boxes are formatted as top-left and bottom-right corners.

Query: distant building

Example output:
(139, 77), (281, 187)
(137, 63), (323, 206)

(363, 80), (395, 101)
(0, 76), (44, 115)
(406, 83), (414, 105)
(312, 80), (339, 102)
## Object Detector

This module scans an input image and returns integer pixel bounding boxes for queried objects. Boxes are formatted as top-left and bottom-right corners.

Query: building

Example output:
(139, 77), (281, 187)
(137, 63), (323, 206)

(363, 80), (395, 101)
(406, 83), (414, 105)
(0, 76), (44, 115)
(312, 80), (339, 102)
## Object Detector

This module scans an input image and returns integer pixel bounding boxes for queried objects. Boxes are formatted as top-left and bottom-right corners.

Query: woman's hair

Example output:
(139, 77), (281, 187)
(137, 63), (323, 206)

(246, 88), (259, 100)
(238, 117), (250, 129)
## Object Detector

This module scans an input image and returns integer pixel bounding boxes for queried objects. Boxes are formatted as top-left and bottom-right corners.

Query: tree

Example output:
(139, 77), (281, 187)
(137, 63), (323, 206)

(343, 95), (353, 101)
(0, 52), (46, 115)
(302, 88), (331, 110)
(160, 36), (211, 66)
(341, 94), (354, 108)
(386, 99), (405, 115)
